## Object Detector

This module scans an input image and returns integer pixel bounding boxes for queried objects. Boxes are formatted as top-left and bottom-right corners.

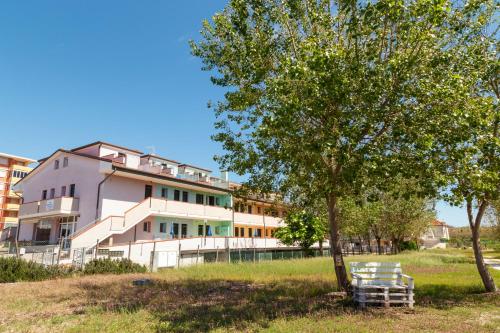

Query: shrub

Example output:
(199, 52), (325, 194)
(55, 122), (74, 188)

(83, 258), (147, 275)
(0, 257), (76, 283)
(400, 240), (419, 251)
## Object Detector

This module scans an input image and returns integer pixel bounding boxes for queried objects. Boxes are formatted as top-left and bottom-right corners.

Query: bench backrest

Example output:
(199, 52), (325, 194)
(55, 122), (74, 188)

(350, 262), (402, 286)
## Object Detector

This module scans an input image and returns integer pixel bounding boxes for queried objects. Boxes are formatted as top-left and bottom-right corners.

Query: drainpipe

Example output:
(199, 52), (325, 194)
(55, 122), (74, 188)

(95, 169), (116, 220)
(14, 191), (23, 255)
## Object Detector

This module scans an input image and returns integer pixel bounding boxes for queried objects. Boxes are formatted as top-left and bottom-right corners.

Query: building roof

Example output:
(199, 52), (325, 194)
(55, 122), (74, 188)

(141, 154), (180, 164)
(71, 141), (144, 155)
(0, 152), (36, 163)
(178, 163), (212, 172)
(431, 220), (447, 226)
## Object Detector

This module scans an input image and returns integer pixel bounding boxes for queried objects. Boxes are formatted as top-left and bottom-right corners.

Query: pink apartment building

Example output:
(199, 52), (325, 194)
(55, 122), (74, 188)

(15, 142), (283, 259)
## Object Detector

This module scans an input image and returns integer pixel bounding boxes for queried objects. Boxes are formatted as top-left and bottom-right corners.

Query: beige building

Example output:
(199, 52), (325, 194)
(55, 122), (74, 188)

(421, 220), (450, 249)
(0, 152), (35, 240)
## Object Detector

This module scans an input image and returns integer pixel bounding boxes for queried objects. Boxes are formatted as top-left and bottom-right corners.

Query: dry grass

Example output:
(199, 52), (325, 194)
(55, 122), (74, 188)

(0, 250), (499, 333)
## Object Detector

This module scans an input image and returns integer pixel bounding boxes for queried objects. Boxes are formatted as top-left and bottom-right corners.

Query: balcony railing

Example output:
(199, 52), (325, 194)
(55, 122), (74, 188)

(19, 197), (80, 220)
(234, 212), (282, 227)
(175, 173), (229, 189)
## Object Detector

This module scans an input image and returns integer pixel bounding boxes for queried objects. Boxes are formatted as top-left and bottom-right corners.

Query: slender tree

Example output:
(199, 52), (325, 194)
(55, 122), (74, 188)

(191, 0), (483, 291)
(412, 2), (499, 291)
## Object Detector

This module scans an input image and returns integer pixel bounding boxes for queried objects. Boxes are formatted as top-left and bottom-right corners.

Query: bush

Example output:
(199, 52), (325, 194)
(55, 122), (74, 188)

(400, 240), (419, 251)
(0, 257), (76, 283)
(83, 258), (147, 275)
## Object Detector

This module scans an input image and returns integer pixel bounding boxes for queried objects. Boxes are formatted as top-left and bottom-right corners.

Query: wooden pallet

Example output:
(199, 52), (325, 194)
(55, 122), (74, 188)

(350, 262), (414, 308)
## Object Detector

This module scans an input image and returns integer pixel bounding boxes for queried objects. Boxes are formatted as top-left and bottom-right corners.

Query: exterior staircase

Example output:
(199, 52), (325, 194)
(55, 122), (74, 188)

(70, 197), (168, 250)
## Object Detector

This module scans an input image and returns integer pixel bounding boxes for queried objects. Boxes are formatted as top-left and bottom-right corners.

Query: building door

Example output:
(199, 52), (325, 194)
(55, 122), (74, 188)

(59, 222), (76, 249)
(144, 185), (153, 198)
(34, 221), (51, 244)
(181, 224), (187, 238)
(172, 223), (179, 238)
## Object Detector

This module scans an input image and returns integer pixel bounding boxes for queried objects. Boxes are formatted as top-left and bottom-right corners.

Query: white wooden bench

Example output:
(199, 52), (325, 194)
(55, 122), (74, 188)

(350, 262), (414, 308)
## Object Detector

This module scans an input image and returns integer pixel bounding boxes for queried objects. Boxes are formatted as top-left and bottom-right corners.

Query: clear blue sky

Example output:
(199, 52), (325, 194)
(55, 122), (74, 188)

(0, 1), (470, 227)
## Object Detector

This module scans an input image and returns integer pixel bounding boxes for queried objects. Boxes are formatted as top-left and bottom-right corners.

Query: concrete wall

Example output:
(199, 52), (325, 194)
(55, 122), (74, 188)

(99, 175), (146, 219)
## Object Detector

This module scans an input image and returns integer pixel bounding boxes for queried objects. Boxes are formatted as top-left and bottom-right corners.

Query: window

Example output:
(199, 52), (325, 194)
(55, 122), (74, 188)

(42, 190), (47, 200)
(12, 170), (28, 178)
(234, 227), (239, 237)
(173, 223), (179, 238)
(54, 160), (60, 169)
(248, 228), (253, 238)
(143, 221), (151, 232)
(61, 186), (66, 197)
(69, 184), (75, 197)
(63, 157), (69, 167)
(247, 205), (252, 214)
(198, 225), (204, 236)
(196, 194), (204, 205)
(256, 229), (262, 237)
(208, 196), (215, 206)
(49, 188), (55, 199)
(215, 197), (220, 206)
(181, 224), (187, 238)
(182, 191), (188, 202)
(144, 185), (152, 198)
(257, 207), (261, 214)
(174, 190), (180, 201)
(161, 188), (168, 198)
(159, 222), (167, 233)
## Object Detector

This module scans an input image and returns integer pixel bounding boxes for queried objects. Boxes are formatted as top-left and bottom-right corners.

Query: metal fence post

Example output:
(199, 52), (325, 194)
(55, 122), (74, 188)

(95, 239), (99, 259)
(177, 242), (181, 268)
(150, 241), (157, 272)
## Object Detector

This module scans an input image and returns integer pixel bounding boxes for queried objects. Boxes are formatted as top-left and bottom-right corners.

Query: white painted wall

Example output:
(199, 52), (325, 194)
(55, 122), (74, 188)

(18, 152), (104, 240)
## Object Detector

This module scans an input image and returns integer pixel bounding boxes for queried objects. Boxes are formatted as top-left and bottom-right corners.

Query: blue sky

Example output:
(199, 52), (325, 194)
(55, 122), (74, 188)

(0, 1), (470, 226)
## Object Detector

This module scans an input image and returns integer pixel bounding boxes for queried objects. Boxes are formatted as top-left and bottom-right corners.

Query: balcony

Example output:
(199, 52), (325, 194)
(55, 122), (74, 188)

(175, 173), (229, 189)
(153, 198), (232, 221)
(1, 216), (18, 224)
(19, 197), (80, 220)
(234, 212), (283, 227)
(3, 202), (20, 211)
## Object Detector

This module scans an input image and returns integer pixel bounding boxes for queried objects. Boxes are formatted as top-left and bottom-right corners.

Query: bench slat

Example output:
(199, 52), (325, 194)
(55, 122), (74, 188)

(350, 262), (401, 267)
(350, 267), (402, 273)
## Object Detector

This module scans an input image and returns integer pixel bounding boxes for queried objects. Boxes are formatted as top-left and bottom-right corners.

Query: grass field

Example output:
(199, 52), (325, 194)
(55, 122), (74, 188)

(0, 249), (499, 332)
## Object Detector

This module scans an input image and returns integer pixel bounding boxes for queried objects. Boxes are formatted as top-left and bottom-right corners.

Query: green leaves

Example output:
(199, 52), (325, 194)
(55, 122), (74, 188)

(274, 210), (327, 249)
(192, 0), (497, 227)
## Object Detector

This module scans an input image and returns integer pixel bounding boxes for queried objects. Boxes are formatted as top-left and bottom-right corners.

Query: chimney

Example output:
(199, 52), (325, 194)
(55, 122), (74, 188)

(220, 171), (229, 182)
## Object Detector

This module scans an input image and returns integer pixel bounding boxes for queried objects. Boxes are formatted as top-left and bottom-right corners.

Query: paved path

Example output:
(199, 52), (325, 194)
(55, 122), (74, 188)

(484, 258), (500, 271)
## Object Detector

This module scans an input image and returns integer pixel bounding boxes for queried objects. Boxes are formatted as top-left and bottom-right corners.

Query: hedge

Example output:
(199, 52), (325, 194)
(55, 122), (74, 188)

(0, 257), (147, 283)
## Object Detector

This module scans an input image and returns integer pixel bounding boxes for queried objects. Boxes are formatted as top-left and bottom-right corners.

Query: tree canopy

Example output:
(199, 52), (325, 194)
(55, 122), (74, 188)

(192, 0), (497, 291)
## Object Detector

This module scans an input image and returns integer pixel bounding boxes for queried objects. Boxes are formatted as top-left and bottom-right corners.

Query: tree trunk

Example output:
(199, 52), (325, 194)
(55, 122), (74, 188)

(376, 237), (382, 255)
(467, 200), (497, 292)
(327, 193), (350, 292)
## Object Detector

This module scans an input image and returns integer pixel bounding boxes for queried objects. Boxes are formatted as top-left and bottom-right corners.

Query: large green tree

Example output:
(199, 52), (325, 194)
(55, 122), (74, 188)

(191, 0), (485, 291)
(412, 3), (498, 291)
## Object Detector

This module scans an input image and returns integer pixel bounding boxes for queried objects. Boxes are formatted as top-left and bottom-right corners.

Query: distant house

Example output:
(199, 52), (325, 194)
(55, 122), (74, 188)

(421, 220), (450, 249)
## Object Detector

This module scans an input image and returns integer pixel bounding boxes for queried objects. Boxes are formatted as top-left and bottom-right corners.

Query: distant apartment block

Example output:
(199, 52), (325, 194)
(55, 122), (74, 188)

(15, 142), (285, 256)
(0, 152), (35, 240)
